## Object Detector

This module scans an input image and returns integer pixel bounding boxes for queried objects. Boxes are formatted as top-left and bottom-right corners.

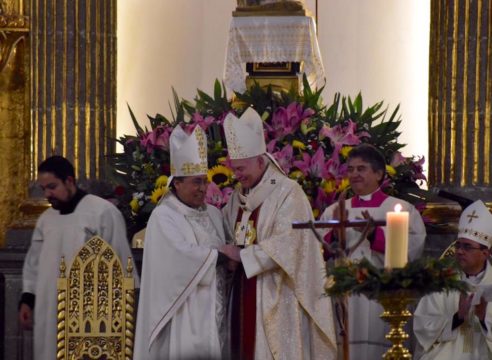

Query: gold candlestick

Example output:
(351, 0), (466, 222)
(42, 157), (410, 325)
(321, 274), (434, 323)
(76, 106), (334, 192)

(378, 290), (418, 360)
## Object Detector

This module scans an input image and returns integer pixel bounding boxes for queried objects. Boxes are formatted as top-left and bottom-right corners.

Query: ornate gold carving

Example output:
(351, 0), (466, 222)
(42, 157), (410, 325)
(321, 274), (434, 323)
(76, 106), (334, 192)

(0, 1), (29, 72)
(378, 290), (418, 360)
(0, 0), (30, 246)
(246, 75), (299, 93)
(57, 236), (135, 359)
(8, 198), (51, 229)
(234, 1), (307, 17)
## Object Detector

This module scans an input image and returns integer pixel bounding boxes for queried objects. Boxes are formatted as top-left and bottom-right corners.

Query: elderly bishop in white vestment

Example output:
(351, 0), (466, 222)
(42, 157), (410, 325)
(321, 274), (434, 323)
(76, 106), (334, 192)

(414, 200), (492, 360)
(222, 108), (337, 360)
(134, 126), (228, 360)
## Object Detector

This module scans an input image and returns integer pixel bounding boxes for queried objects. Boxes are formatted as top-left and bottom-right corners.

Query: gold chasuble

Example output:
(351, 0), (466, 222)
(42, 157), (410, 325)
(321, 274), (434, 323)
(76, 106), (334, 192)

(223, 164), (337, 360)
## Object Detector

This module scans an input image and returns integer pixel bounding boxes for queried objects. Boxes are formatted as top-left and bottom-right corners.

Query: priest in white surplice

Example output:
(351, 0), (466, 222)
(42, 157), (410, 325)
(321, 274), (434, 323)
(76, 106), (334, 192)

(134, 125), (236, 360)
(414, 200), (492, 360)
(18, 156), (137, 360)
(320, 144), (426, 359)
(222, 108), (337, 360)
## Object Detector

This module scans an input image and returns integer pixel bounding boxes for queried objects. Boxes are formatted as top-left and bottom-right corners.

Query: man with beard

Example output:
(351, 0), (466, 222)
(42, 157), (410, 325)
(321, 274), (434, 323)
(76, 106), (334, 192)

(414, 200), (492, 359)
(18, 155), (136, 360)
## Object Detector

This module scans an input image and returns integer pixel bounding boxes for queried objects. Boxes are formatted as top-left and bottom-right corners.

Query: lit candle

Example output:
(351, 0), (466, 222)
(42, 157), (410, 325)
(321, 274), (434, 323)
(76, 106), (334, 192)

(385, 204), (409, 269)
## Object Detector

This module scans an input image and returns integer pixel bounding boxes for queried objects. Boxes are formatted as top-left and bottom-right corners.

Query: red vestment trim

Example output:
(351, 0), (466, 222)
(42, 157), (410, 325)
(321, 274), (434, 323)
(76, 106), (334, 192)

(231, 206), (261, 360)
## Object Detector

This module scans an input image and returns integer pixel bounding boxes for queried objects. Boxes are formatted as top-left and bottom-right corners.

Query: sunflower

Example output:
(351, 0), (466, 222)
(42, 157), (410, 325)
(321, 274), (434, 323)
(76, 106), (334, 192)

(155, 175), (169, 188)
(208, 165), (234, 187)
(151, 186), (168, 204)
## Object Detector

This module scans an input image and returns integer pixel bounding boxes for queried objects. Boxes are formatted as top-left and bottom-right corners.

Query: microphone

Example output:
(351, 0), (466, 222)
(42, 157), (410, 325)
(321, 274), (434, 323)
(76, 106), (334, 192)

(437, 190), (474, 210)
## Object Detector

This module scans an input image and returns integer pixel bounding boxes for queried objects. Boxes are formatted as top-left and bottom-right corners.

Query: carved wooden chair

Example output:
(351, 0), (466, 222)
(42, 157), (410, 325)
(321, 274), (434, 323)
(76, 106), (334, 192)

(56, 236), (135, 360)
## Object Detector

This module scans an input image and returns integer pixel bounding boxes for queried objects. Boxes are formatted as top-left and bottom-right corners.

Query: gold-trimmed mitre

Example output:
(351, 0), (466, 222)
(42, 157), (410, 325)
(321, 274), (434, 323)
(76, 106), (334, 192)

(458, 200), (492, 247)
(224, 107), (266, 160)
(170, 125), (208, 176)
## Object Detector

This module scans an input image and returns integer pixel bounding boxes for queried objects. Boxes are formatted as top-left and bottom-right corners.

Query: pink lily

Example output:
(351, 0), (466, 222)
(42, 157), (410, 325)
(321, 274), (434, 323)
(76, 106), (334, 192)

(272, 144), (294, 174)
(140, 126), (172, 153)
(390, 151), (407, 167)
(267, 139), (277, 153)
(206, 183), (234, 208)
(314, 186), (337, 216)
(320, 120), (369, 153)
(267, 103), (314, 139)
(411, 156), (427, 182)
(293, 147), (327, 178)
(192, 112), (215, 131)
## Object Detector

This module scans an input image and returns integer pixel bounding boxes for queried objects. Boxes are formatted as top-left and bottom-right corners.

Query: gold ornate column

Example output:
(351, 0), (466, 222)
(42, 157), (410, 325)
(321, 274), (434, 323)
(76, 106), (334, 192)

(31, 0), (117, 180)
(429, 0), (492, 195)
(0, 0), (30, 246)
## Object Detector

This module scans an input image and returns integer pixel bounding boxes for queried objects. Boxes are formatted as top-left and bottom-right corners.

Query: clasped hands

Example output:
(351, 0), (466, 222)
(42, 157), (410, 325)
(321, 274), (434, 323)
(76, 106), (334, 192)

(458, 292), (488, 322)
(219, 244), (242, 271)
(332, 205), (376, 239)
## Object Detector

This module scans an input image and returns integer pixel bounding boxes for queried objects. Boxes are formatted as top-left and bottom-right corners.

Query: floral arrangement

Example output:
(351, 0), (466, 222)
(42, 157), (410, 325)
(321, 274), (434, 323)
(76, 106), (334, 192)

(325, 257), (468, 300)
(110, 76), (426, 231)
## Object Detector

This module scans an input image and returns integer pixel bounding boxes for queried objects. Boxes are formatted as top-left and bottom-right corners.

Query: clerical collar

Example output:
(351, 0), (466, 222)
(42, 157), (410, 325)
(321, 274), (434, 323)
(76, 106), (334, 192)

(463, 262), (487, 283)
(352, 188), (388, 208)
(58, 189), (87, 215)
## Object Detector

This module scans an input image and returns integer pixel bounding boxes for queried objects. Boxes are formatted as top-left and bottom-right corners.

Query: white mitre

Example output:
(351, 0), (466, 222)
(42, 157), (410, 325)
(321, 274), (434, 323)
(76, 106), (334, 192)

(458, 200), (492, 247)
(169, 125), (208, 176)
(223, 107), (267, 160)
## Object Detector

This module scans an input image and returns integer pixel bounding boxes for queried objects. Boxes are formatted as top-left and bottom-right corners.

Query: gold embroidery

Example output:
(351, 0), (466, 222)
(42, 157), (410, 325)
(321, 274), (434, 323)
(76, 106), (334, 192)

(460, 319), (473, 353)
(235, 220), (257, 246)
(225, 118), (247, 159)
(460, 227), (490, 243)
(180, 162), (208, 176)
(195, 127), (207, 162)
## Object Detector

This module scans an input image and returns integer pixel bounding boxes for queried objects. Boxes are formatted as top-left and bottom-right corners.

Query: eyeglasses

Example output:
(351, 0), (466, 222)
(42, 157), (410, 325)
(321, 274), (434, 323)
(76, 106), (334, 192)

(453, 242), (484, 251)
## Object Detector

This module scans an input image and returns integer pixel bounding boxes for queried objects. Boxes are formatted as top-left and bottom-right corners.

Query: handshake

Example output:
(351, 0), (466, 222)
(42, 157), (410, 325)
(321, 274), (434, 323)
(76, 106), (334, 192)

(218, 244), (242, 271)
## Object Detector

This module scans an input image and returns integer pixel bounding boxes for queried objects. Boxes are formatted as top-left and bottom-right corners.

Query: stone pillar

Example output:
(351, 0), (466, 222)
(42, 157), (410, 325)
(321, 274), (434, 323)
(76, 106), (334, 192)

(428, 0), (492, 196)
(0, 1), (31, 247)
(31, 0), (117, 180)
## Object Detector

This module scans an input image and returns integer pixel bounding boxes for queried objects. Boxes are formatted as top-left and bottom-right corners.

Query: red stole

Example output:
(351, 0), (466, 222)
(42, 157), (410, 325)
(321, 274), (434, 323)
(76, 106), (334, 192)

(231, 206), (261, 360)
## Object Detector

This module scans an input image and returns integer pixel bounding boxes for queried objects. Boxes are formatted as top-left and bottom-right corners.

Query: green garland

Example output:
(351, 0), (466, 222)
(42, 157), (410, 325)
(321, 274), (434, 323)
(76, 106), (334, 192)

(325, 257), (469, 300)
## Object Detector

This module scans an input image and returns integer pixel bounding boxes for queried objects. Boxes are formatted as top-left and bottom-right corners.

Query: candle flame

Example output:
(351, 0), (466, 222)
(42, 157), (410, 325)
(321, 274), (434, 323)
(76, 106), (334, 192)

(395, 203), (402, 212)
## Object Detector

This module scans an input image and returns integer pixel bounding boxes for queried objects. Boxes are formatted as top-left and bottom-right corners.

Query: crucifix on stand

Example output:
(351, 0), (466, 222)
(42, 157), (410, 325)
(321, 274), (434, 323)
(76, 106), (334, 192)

(292, 192), (386, 360)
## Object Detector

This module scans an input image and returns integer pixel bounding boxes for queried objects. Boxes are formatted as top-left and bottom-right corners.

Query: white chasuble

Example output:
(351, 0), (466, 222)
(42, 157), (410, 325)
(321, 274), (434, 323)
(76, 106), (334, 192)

(22, 194), (137, 360)
(320, 190), (426, 360)
(134, 193), (227, 360)
(414, 263), (492, 360)
(223, 164), (338, 360)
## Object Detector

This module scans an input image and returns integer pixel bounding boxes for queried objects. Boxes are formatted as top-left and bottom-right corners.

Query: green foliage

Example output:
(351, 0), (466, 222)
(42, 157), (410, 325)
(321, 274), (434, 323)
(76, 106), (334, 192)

(326, 257), (469, 300)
